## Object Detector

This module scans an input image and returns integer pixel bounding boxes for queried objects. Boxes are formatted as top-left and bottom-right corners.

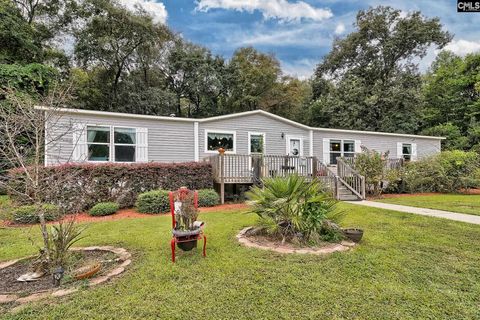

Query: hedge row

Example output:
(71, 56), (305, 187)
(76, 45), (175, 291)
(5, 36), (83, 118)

(8, 162), (213, 213)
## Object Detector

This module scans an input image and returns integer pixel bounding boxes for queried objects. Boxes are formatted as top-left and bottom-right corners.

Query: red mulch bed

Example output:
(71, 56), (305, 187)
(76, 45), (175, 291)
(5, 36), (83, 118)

(2, 203), (249, 227)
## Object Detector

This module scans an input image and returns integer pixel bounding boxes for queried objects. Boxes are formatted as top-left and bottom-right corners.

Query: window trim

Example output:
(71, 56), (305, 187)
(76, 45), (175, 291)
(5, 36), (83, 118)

(204, 129), (237, 154)
(113, 126), (137, 163)
(328, 138), (356, 165)
(248, 132), (266, 155)
(86, 124), (138, 163)
(401, 143), (412, 161)
(86, 125), (111, 163)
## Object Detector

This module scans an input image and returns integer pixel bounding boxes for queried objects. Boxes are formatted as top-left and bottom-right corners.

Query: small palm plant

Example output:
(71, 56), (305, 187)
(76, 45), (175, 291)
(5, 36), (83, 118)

(246, 175), (342, 244)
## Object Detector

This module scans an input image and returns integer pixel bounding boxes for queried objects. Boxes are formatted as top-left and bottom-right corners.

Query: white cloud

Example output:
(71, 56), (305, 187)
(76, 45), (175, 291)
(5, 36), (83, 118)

(232, 25), (330, 47)
(196, 0), (333, 22)
(281, 58), (317, 79)
(118, 0), (168, 24)
(334, 23), (345, 35)
(443, 39), (480, 56)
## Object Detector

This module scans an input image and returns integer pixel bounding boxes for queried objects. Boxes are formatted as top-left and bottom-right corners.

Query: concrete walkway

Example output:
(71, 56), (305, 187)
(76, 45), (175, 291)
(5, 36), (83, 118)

(346, 200), (480, 225)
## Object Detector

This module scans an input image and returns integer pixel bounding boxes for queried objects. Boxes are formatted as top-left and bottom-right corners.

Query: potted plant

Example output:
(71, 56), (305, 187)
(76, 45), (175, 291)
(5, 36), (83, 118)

(172, 188), (204, 251)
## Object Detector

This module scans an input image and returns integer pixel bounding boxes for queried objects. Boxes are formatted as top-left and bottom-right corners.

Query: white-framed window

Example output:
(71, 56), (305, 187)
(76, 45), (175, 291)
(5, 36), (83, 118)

(205, 130), (236, 153)
(397, 142), (417, 162)
(323, 138), (361, 165)
(87, 126), (110, 162)
(86, 126), (137, 162)
(113, 127), (136, 162)
(329, 139), (355, 164)
(248, 132), (265, 155)
(402, 143), (412, 161)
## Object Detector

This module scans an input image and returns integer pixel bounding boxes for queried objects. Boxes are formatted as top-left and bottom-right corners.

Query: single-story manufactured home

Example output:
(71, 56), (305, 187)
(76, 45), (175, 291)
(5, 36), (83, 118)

(39, 107), (443, 165)
(37, 106), (444, 201)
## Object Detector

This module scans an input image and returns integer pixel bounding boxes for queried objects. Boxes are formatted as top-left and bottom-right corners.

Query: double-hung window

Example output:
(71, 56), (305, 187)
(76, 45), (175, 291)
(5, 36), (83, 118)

(86, 126), (137, 162)
(87, 126), (110, 161)
(114, 128), (136, 162)
(402, 143), (412, 161)
(329, 139), (355, 164)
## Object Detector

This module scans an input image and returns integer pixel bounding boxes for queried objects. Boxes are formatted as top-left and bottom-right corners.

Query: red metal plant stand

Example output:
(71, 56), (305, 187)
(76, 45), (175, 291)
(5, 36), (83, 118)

(169, 188), (206, 263)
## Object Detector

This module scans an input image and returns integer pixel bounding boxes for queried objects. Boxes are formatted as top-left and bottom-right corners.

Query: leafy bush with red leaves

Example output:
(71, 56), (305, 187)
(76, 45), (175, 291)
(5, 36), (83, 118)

(7, 162), (213, 213)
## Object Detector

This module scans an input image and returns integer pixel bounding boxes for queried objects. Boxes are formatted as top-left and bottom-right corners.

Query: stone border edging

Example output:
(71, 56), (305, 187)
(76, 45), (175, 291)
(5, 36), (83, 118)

(0, 246), (131, 307)
(236, 227), (356, 255)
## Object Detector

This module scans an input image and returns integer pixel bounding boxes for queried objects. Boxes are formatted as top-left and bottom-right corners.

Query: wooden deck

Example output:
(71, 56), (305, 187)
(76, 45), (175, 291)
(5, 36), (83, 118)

(205, 154), (339, 203)
(205, 154), (408, 203)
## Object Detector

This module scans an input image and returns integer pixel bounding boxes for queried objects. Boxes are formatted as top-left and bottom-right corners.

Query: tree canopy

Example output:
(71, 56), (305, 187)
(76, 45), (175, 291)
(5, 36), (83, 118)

(309, 6), (452, 133)
(0, 1), (478, 154)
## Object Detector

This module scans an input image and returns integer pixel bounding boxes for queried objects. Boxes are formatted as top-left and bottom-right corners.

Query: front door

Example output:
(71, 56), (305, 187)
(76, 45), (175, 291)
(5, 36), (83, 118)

(287, 138), (301, 156)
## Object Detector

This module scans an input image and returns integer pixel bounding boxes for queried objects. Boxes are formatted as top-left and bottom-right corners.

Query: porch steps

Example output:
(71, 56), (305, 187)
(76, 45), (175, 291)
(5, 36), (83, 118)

(325, 165), (363, 201)
(338, 185), (361, 201)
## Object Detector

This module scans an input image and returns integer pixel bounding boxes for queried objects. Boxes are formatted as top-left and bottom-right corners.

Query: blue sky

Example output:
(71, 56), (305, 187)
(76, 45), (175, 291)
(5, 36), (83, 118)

(122, 0), (480, 79)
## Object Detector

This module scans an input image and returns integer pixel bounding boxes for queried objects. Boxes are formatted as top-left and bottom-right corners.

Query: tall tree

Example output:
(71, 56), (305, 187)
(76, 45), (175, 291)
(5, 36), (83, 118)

(421, 51), (480, 152)
(310, 6), (452, 133)
(160, 39), (227, 117)
(227, 47), (281, 112)
(74, 0), (170, 109)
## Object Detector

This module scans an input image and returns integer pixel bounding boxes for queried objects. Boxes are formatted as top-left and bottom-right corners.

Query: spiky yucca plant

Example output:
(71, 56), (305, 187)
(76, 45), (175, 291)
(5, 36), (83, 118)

(246, 175), (340, 244)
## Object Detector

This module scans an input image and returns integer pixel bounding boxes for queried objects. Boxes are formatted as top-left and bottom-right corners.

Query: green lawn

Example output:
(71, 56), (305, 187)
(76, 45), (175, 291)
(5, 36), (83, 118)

(376, 194), (480, 215)
(0, 195), (11, 221)
(2, 204), (480, 319)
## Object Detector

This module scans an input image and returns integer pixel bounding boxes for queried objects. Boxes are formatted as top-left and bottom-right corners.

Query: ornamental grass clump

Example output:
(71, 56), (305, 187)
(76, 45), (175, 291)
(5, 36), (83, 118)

(246, 175), (343, 244)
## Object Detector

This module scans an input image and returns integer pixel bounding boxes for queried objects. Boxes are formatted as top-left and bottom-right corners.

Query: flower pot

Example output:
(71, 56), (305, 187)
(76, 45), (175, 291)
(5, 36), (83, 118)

(177, 238), (198, 251)
(343, 228), (364, 243)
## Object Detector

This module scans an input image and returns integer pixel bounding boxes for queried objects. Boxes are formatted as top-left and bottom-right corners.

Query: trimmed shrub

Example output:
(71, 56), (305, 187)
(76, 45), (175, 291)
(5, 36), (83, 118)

(12, 204), (61, 224)
(8, 162), (213, 213)
(136, 190), (170, 214)
(197, 189), (220, 207)
(89, 202), (120, 216)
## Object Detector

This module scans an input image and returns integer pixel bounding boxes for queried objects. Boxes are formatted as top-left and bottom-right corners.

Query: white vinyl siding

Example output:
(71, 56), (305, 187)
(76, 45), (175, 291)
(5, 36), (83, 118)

(315, 132), (434, 165)
(199, 113), (310, 159)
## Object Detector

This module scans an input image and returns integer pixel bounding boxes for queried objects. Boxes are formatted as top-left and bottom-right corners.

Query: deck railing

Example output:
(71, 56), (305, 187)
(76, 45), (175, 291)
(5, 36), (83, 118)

(206, 154), (319, 184)
(343, 157), (405, 171)
(205, 154), (347, 202)
(337, 158), (365, 200)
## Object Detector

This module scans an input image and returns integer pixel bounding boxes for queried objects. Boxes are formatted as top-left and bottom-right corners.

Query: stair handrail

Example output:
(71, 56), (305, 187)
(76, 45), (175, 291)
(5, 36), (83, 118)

(337, 158), (365, 200)
(316, 161), (340, 200)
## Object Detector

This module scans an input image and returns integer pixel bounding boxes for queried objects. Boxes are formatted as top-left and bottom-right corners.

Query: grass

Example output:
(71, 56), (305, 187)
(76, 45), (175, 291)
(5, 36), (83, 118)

(1, 204), (480, 319)
(375, 194), (480, 215)
(0, 195), (12, 221)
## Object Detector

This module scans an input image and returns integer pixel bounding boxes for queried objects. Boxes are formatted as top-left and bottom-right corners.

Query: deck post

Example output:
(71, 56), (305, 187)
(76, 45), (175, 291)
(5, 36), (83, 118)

(312, 157), (318, 178)
(219, 149), (225, 204)
(361, 176), (366, 200)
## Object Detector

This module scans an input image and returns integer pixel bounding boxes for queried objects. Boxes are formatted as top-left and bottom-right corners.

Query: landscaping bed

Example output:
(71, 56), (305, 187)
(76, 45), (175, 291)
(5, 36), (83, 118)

(0, 250), (116, 295)
(237, 227), (356, 255)
(0, 246), (131, 308)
